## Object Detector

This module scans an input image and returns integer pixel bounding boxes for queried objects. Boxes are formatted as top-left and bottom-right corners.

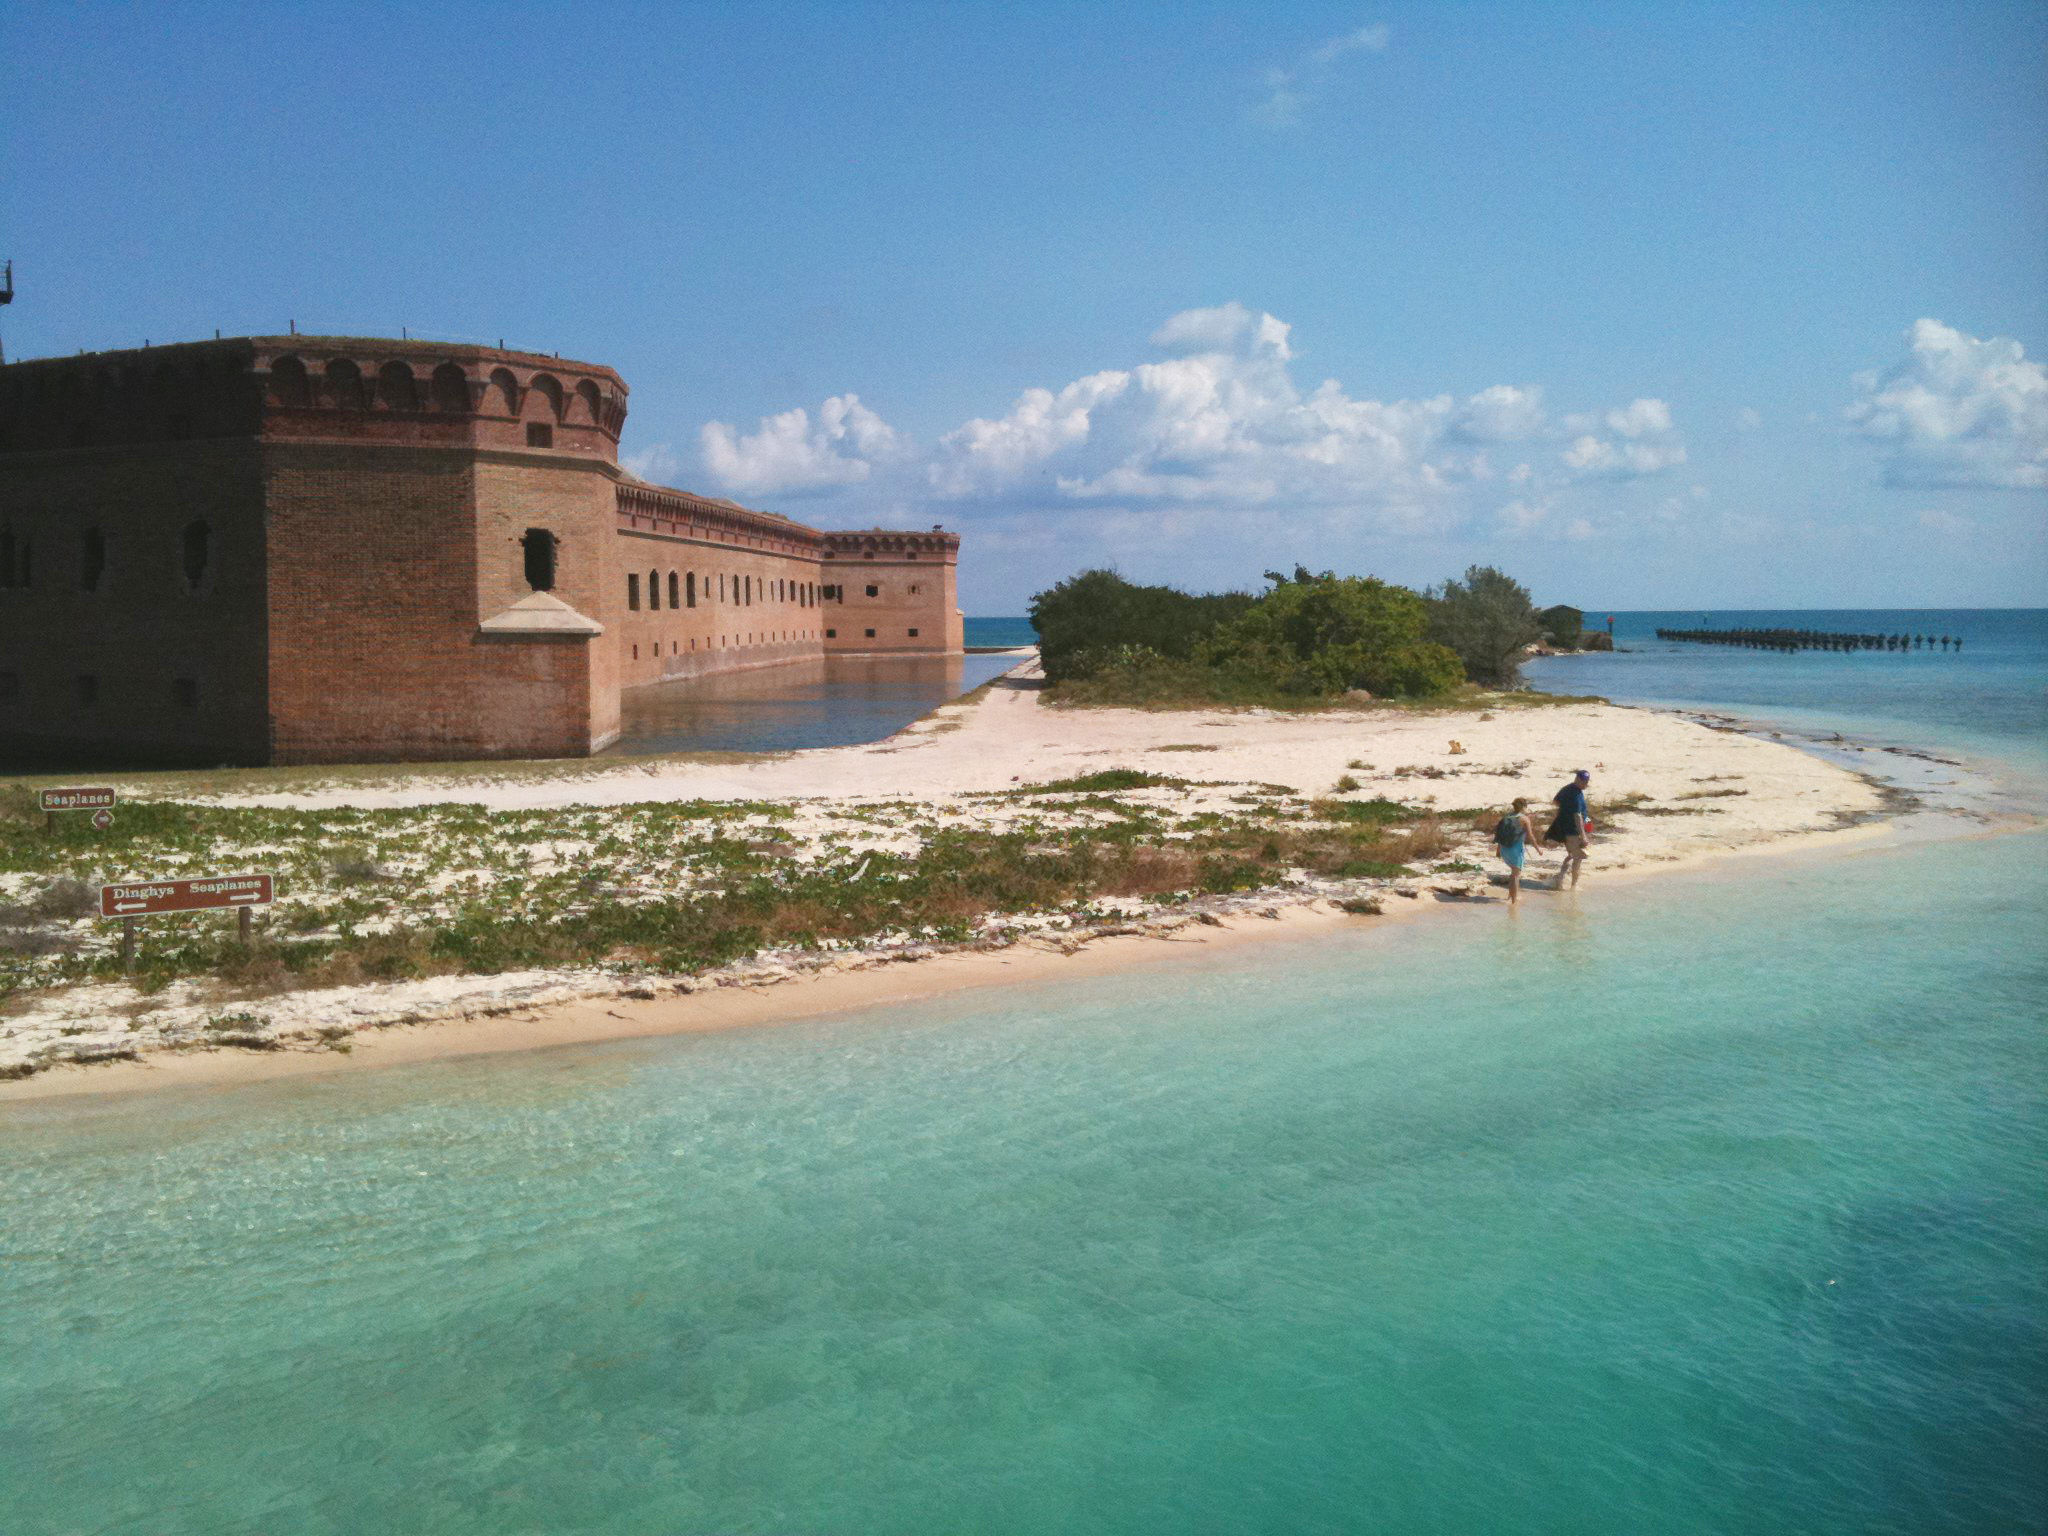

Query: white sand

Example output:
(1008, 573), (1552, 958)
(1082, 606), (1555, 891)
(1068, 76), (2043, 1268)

(228, 658), (1879, 847)
(2, 657), (1901, 1099)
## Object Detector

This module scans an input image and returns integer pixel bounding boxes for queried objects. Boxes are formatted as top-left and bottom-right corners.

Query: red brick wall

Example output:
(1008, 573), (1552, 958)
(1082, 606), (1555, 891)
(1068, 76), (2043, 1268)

(472, 454), (620, 750)
(0, 438), (272, 764)
(257, 338), (625, 762)
(820, 531), (963, 654)
(612, 532), (831, 686)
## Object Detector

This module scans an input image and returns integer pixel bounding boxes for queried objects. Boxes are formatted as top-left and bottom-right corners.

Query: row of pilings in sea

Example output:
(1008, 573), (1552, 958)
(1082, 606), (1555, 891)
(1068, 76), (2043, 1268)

(1655, 627), (1963, 653)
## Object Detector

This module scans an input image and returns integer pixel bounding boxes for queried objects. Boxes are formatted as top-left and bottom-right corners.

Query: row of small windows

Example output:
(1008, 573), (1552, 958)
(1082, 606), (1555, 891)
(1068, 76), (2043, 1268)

(622, 574), (926, 612)
(512, 531), (928, 623)
(0, 671), (201, 708)
(627, 570), (826, 613)
(622, 625), (927, 657)
(0, 522), (211, 592)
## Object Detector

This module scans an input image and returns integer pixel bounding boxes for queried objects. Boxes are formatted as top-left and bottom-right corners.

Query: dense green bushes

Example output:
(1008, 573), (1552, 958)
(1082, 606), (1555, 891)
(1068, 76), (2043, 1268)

(1029, 569), (1252, 684)
(1032, 564), (1554, 704)
(1427, 566), (1544, 687)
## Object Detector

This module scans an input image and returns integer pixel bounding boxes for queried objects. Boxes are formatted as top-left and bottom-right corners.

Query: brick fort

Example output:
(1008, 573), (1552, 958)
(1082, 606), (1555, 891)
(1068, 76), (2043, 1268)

(0, 336), (963, 763)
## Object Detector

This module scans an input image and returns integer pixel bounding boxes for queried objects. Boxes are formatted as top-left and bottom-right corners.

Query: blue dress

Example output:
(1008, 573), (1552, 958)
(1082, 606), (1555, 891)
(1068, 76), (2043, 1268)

(1495, 814), (1528, 869)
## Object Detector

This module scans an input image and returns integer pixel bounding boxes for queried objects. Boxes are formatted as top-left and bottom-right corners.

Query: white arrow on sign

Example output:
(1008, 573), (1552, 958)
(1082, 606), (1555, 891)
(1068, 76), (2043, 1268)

(227, 893), (260, 904)
(113, 901), (149, 912)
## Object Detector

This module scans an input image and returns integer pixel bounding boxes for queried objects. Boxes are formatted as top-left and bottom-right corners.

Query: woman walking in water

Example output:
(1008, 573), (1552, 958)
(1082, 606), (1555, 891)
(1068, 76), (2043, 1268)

(1493, 797), (1539, 904)
(1547, 770), (1594, 889)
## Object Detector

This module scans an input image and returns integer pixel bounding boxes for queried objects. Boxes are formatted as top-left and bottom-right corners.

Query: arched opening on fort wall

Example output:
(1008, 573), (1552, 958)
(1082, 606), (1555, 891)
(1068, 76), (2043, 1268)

(431, 363), (471, 414)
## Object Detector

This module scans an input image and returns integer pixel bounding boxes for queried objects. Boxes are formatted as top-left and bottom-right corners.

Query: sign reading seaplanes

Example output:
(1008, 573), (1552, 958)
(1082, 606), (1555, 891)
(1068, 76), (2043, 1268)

(39, 786), (116, 833)
(99, 875), (274, 919)
(99, 875), (275, 966)
(40, 787), (115, 813)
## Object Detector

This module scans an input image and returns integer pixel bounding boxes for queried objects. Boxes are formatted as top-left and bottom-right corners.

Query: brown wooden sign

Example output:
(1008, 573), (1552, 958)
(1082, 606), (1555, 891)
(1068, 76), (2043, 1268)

(40, 787), (116, 812)
(100, 875), (275, 919)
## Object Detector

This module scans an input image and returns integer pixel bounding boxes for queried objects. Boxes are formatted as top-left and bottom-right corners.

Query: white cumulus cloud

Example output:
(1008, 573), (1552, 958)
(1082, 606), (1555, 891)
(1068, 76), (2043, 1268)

(700, 393), (903, 495)
(1558, 398), (1687, 477)
(686, 304), (1687, 561)
(1456, 384), (1547, 442)
(620, 443), (681, 484)
(1847, 318), (2048, 489)
(927, 371), (1131, 497)
(918, 304), (1681, 513)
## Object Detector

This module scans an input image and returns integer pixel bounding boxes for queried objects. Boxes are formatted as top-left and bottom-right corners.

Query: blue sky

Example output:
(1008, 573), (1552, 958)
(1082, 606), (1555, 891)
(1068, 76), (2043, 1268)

(4, 2), (2043, 612)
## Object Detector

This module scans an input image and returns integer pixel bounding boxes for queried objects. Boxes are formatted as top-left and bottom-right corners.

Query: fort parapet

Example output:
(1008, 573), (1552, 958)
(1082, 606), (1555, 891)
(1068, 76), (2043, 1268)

(0, 336), (962, 764)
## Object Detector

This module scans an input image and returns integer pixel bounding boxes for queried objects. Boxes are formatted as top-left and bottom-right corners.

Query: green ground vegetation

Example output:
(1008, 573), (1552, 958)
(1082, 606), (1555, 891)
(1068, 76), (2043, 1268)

(0, 780), (1458, 1005)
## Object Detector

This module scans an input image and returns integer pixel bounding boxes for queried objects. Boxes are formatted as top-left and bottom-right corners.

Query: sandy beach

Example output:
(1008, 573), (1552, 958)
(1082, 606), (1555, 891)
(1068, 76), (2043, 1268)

(1, 657), (1914, 1099)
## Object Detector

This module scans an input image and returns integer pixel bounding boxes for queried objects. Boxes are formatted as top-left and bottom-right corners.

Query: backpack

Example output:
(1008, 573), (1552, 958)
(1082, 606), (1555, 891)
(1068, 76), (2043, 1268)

(1493, 814), (1524, 847)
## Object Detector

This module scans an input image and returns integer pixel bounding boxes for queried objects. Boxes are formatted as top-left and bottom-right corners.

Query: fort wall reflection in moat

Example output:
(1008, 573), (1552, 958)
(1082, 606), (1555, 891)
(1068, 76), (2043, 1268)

(604, 651), (1029, 756)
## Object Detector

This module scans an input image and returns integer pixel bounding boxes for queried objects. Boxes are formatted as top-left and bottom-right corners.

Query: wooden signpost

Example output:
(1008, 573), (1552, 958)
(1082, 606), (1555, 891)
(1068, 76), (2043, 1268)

(100, 875), (275, 967)
(40, 786), (115, 834)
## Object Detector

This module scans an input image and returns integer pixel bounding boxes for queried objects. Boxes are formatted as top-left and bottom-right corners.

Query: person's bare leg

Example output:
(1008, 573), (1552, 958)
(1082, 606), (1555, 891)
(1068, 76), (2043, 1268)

(1508, 866), (1521, 904)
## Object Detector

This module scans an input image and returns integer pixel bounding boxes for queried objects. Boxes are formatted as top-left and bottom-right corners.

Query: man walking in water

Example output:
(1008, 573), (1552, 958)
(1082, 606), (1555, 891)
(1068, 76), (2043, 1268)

(1547, 769), (1594, 889)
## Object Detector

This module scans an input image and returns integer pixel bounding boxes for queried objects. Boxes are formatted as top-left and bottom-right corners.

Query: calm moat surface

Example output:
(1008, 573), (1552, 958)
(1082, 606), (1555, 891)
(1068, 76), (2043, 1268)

(606, 637), (1029, 758)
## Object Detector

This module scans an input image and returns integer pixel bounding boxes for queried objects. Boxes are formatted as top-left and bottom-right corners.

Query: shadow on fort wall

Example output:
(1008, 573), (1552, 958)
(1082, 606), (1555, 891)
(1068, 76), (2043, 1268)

(1, 653), (1035, 774)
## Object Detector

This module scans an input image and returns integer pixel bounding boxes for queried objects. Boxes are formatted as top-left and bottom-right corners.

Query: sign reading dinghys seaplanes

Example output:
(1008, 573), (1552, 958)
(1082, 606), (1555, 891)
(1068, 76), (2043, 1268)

(99, 875), (275, 919)
(40, 787), (116, 812)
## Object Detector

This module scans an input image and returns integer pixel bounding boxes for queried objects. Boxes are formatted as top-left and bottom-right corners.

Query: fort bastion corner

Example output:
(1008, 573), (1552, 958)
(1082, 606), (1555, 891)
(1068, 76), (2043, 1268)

(0, 336), (964, 765)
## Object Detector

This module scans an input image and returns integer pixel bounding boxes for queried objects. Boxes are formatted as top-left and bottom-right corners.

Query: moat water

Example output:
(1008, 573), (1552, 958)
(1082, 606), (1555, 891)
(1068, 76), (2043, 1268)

(604, 619), (1032, 757)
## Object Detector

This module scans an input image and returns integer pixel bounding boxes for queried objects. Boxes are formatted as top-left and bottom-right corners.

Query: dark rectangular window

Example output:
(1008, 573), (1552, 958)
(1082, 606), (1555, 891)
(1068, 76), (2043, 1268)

(865, 584), (879, 597)
(521, 529), (557, 591)
(864, 628), (876, 639)
(908, 628), (919, 638)
(173, 678), (198, 708)
(526, 423), (553, 448)
(825, 628), (836, 638)
(627, 573), (640, 610)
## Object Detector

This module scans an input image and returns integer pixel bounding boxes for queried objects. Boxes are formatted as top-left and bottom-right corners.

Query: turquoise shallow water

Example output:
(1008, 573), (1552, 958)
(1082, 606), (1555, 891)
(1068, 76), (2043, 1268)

(4, 831), (2045, 1533)
(5, 607), (2046, 1532)
(1526, 609), (2048, 781)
